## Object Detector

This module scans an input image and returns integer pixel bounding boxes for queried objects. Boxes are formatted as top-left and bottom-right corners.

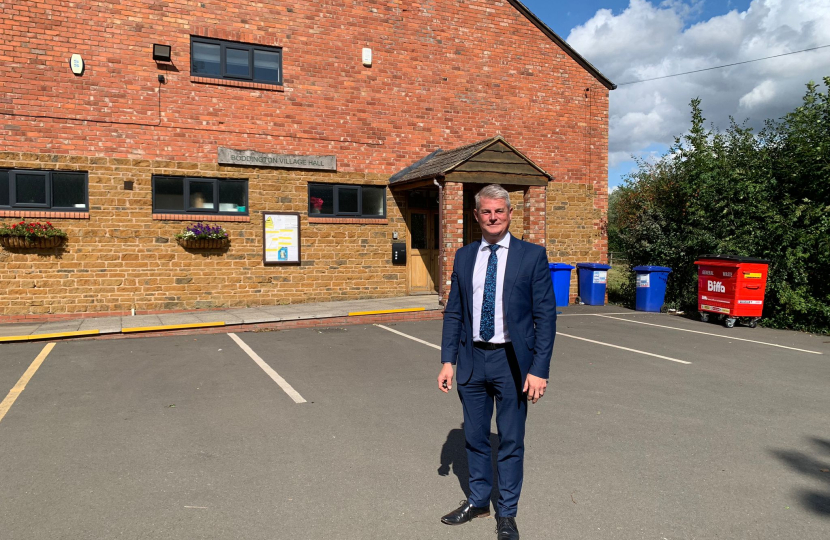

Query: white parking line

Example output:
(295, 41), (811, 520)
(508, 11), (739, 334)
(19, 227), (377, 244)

(558, 333), (691, 364)
(376, 324), (689, 365)
(228, 333), (307, 404)
(375, 325), (442, 350)
(594, 315), (823, 355)
(559, 312), (634, 317)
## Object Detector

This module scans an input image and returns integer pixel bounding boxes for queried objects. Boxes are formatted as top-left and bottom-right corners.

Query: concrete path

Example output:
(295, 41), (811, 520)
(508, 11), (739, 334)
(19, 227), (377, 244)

(0, 295), (443, 342)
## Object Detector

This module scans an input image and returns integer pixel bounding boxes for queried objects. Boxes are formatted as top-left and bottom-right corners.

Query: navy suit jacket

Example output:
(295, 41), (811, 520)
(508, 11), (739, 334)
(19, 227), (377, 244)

(441, 234), (557, 385)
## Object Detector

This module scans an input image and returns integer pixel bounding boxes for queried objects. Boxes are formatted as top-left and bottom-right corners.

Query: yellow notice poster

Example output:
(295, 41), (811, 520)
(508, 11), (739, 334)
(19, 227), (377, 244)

(263, 212), (301, 265)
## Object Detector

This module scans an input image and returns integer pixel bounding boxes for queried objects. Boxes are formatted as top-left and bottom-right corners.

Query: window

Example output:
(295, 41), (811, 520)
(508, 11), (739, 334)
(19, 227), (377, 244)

(0, 169), (88, 210)
(308, 184), (386, 218)
(152, 176), (248, 215)
(191, 37), (282, 85)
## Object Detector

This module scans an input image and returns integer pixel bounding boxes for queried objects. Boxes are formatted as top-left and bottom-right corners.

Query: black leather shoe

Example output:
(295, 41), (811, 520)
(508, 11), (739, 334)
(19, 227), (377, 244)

(496, 516), (520, 540)
(440, 500), (490, 525)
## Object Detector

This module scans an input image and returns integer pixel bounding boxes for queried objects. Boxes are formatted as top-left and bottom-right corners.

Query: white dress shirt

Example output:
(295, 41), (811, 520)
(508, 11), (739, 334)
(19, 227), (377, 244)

(472, 234), (511, 343)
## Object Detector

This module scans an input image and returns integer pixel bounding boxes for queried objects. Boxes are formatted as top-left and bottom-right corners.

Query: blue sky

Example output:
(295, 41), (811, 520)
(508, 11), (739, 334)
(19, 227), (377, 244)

(522, 0), (753, 39)
(518, 0), (828, 190)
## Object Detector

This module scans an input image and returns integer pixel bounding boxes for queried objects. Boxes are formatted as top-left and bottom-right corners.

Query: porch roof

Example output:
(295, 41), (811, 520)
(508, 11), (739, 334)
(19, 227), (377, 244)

(388, 136), (551, 187)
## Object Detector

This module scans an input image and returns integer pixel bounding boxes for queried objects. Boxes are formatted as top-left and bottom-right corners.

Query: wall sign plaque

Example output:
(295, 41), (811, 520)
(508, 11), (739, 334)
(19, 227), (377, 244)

(219, 147), (336, 171)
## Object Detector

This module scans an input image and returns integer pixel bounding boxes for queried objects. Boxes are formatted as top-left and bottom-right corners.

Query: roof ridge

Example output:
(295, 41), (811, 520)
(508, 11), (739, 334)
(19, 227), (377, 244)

(435, 136), (499, 156)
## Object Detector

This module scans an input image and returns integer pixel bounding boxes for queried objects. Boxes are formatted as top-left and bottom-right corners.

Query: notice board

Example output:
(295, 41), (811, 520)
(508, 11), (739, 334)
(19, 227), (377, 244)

(263, 212), (301, 266)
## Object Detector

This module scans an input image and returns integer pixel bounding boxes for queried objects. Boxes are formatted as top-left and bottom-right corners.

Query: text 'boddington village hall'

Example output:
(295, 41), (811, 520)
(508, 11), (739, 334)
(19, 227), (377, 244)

(0, 0), (614, 320)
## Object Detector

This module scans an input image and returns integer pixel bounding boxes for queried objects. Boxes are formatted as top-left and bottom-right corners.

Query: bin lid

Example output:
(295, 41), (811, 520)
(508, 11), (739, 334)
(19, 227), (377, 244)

(694, 254), (771, 264)
(549, 263), (575, 270)
(632, 265), (672, 273)
(576, 262), (612, 270)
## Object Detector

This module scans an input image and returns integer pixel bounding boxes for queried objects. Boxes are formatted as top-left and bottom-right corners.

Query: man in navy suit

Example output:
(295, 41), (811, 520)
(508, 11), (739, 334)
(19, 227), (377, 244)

(438, 184), (557, 540)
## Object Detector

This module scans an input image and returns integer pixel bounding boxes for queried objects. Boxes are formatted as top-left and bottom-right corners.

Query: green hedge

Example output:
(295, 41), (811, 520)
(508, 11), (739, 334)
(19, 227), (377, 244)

(608, 78), (830, 334)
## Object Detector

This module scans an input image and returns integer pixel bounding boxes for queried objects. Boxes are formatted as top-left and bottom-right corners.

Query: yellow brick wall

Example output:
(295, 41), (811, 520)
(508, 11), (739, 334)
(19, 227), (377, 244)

(547, 181), (606, 302)
(0, 153), (406, 316)
(0, 153), (602, 316)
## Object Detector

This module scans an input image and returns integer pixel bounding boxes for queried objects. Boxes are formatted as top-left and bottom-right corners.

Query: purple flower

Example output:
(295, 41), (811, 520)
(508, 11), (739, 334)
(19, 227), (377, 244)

(175, 222), (229, 240)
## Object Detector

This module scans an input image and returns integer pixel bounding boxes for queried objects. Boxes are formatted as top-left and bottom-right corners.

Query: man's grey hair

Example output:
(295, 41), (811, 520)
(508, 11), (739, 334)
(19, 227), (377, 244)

(475, 184), (511, 211)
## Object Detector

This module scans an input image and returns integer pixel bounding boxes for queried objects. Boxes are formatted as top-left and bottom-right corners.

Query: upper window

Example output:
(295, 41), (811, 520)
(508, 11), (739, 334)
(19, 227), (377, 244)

(152, 176), (248, 215)
(191, 37), (282, 85)
(308, 184), (386, 218)
(0, 169), (88, 211)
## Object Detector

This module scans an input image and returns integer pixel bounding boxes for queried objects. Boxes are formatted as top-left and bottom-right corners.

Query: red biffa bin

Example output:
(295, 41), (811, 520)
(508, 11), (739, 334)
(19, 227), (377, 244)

(693, 255), (770, 328)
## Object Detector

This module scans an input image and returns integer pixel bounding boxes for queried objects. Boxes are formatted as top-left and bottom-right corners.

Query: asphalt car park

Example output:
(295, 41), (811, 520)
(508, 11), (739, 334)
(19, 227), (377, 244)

(1, 308), (829, 539)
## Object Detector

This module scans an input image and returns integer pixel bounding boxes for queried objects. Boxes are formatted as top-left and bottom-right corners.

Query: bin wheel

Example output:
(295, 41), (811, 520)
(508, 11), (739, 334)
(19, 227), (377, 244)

(699, 312), (709, 323)
(748, 319), (758, 329)
(725, 318), (736, 328)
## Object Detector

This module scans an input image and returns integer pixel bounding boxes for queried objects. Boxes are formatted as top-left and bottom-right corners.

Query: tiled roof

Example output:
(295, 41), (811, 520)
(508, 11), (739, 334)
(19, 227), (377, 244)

(389, 137), (504, 185)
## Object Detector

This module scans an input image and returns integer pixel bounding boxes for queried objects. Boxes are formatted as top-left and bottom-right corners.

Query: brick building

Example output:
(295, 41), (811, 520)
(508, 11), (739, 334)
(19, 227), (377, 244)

(0, 0), (614, 319)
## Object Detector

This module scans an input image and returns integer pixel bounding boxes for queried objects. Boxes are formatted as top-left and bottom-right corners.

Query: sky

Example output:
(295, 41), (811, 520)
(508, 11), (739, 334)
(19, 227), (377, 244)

(520, 0), (830, 190)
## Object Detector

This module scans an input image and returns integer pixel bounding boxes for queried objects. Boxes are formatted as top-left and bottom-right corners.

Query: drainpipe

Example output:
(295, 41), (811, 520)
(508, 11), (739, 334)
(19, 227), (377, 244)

(434, 176), (445, 304)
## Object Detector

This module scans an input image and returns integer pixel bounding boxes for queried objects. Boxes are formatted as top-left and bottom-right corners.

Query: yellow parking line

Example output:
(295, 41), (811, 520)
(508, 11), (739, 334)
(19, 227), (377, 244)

(348, 308), (426, 316)
(0, 330), (100, 343)
(0, 342), (55, 425)
(121, 322), (225, 333)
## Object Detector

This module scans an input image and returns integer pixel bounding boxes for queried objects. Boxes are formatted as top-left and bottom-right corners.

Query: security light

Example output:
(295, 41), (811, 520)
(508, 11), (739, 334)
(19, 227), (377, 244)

(153, 44), (172, 62)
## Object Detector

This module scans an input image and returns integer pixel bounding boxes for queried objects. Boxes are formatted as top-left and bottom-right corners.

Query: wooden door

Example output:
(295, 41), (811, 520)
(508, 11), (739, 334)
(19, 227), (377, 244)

(408, 209), (439, 294)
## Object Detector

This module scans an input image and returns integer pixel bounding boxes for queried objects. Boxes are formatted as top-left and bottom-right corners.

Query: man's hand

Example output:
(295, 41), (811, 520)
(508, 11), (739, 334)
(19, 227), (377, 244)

(437, 363), (455, 393)
(523, 374), (547, 404)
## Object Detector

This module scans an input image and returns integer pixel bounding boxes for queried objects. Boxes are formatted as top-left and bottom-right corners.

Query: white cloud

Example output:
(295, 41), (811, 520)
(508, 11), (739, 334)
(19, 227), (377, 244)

(567, 0), (830, 165)
(738, 80), (777, 110)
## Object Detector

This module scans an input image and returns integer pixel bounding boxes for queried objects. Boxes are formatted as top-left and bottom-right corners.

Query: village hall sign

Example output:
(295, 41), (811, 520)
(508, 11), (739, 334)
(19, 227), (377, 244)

(218, 147), (337, 171)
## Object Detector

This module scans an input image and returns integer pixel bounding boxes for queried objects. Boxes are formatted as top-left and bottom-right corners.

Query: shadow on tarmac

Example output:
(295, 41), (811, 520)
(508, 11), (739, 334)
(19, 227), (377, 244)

(771, 437), (830, 516)
(438, 423), (501, 509)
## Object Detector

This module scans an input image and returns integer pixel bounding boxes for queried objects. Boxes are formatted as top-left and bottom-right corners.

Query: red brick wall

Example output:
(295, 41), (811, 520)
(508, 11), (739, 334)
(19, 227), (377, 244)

(440, 181), (465, 305)
(523, 185), (546, 247)
(1, 1), (608, 177)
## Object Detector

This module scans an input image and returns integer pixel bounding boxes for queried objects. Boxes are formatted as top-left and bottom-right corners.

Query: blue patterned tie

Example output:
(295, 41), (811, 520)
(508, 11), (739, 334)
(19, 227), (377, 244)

(480, 244), (500, 342)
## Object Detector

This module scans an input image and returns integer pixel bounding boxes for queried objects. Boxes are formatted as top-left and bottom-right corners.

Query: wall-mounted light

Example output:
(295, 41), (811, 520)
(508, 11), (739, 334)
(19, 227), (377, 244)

(70, 54), (84, 75)
(153, 44), (172, 62)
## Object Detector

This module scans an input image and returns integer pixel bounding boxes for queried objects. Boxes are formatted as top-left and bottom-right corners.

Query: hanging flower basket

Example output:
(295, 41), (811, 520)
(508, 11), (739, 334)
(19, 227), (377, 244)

(177, 237), (230, 249)
(0, 235), (64, 249)
(0, 221), (67, 250)
(174, 223), (230, 250)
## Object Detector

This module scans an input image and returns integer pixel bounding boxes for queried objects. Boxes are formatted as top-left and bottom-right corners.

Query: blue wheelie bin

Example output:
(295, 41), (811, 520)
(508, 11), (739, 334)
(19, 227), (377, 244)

(633, 266), (672, 312)
(576, 263), (612, 305)
(548, 263), (575, 307)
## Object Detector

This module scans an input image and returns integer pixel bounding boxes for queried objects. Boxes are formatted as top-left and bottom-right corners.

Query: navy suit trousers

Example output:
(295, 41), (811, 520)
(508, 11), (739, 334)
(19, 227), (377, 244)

(457, 344), (528, 517)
